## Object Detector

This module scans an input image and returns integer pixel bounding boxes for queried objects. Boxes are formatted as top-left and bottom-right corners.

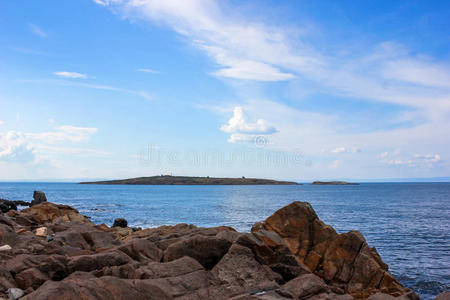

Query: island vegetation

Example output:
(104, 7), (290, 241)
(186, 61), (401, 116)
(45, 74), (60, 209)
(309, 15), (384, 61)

(312, 181), (359, 185)
(79, 175), (300, 185)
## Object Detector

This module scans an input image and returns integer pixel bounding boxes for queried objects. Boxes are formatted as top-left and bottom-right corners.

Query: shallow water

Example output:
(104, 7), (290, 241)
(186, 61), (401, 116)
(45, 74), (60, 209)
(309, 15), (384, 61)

(1, 182), (449, 299)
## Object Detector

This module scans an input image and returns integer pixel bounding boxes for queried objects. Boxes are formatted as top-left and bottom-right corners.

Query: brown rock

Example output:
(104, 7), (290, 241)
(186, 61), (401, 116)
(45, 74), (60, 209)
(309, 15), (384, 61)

(209, 243), (282, 299)
(164, 234), (232, 269)
(280, 273), (329, 298)
(21, 202), (92, 225)
(435, 292), (450, 300)
(257, 201), (413, 299)
(68, 251), (131, 273)
(15, 267), (49, 290)
(26, 274), (172, 300)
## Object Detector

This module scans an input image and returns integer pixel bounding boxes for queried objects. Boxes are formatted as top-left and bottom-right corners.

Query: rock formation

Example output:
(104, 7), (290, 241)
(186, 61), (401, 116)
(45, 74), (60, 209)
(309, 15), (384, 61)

(31, 191), (47, 206)
(0, 199), (421, 299)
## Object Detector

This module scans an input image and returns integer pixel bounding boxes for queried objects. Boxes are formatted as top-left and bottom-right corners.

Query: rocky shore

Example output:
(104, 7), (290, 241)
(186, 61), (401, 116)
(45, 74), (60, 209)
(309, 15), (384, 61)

(0, 192), (445, 299)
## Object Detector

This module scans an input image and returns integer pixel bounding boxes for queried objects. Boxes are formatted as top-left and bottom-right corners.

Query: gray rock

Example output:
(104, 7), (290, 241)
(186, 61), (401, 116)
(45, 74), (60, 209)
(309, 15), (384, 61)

(31, 190), (47, 206)
(7, 287), (24, 300)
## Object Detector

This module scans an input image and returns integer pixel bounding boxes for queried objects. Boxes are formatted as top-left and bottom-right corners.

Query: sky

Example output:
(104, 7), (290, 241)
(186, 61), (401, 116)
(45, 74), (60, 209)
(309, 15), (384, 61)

(1, 0), (450, 181)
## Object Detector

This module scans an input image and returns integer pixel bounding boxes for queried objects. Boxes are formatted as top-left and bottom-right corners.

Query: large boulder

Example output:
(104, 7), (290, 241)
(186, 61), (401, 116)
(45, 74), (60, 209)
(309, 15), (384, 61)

(163, 234), (232, 269)
(255, 201), (416, 299)
(20, 202), (92, 226)
(25, 272), (171, 300)
(31, 191), (47, 206)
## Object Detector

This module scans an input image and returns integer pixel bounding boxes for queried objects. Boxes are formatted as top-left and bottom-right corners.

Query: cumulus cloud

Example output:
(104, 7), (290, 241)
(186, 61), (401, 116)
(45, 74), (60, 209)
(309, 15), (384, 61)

(331, 147), (361, 154)
(0, 131), (36, 163)
(221, 106), (277, 135)
(29, 23), (47, 38)
(54, 71), (87, 79)
(220, 106), (277, 144)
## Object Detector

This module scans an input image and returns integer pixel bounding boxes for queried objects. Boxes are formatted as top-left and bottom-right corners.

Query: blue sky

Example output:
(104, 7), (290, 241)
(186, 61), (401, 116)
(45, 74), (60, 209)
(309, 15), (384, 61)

(1, 0), (449, 181)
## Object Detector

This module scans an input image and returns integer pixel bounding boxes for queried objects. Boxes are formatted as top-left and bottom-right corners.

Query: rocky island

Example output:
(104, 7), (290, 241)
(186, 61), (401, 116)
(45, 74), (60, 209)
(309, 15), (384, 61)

(0, 191), (436, 300)
(80, 175), (300, 185)
(312, 181), (359, 185)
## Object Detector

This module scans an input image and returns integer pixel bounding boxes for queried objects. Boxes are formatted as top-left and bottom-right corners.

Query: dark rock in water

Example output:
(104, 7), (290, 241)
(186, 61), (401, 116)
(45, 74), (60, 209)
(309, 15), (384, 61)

(0, 198), (418, 300)
(0, 199), (17, 213)
(31, 191), (47, 206)
(112, 218), (128, 228)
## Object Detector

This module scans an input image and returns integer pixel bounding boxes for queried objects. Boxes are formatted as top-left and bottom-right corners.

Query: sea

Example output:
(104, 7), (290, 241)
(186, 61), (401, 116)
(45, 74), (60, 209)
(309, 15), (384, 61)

(0, 182), (449, 299)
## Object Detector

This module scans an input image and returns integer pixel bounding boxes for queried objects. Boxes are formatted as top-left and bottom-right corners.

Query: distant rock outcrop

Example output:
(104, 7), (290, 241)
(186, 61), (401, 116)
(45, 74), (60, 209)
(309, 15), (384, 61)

(0, 197), (420, 299)
(31, 190), (47, 206)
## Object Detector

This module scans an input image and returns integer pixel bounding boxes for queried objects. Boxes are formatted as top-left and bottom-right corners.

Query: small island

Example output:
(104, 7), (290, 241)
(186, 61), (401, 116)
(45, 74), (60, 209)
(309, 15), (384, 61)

(312, 181), (359, 185)
(80, 175), (300, 185)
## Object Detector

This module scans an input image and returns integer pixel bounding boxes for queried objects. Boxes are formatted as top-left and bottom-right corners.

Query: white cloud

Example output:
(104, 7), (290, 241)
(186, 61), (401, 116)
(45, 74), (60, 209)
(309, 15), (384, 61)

(138, 68), (160, 74)
(21, 79), (153, 101)
(0, 120), (4, 126)
(29, 23), (47, 38)
(221, 106), (277, 135)
(54, 71), (87, 79)
(213, 59), (294, 81)
(331, 147), (361, 154)
(96, 0), (450, 110)
(96, 0), (310, 82)
(28, 125), (98, 144)
(0, 125), (102, 166)
(0, 131), (36, 163)
(379, 151), (389, 158)
(379, 151), (441, 167)
(330, 160), (342, 169)
(382, 58), (450, 89)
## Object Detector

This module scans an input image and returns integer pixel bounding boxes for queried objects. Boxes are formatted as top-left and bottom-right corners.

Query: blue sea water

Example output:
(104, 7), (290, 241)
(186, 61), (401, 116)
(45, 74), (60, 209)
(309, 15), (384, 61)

(0, 182), (449, 299)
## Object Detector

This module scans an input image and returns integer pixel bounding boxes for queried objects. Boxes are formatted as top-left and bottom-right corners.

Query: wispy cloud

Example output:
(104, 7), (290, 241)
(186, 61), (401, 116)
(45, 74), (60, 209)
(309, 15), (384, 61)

(20, 79), (153, 101)
(138, 68), (160, 74)
(54, 71), (87, 79)
(96, 0), (450, 110)
(379, 151), (441, 167)
(331, 147), (361, 154)
(28, 23), (47, 38)
(28, 125), (98, 144)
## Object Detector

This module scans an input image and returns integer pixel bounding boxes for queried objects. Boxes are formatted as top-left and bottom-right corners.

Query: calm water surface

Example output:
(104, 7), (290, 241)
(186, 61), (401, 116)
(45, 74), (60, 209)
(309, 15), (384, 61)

(1, 182), (449, 299)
